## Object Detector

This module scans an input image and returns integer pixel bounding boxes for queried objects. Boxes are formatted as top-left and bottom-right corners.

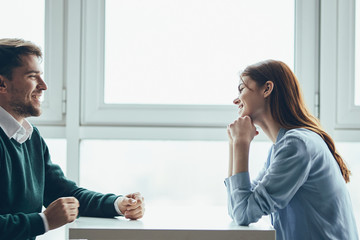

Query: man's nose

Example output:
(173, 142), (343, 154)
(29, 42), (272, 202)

(37, 77), (48, 90)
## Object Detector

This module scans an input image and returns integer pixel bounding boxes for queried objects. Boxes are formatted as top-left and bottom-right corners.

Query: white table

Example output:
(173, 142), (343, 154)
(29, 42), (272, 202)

(68, 206), (275, 240)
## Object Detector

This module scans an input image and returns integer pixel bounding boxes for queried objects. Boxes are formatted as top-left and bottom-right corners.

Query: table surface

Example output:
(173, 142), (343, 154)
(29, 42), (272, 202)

(68, 206), (275, 240)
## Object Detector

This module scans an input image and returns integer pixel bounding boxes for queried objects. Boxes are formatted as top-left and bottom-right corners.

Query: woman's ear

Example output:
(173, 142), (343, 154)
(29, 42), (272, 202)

(263, 81), (274, 98)
(0, 75), (8, 93)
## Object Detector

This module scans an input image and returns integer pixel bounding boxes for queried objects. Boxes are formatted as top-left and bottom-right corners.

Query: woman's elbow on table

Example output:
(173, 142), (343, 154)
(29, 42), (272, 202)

(231, 207), (252, 226)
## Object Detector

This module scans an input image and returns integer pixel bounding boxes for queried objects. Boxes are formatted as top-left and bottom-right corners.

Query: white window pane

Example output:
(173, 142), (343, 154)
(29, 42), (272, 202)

(80, 140), (272, 207)
(0, 0), (45, 55)
(0, 0), (45, 96)
(104, 0), (294, 105)
(336, 142), (360, 234)
(355, 0), (360, 106)
(37, 139), (66, 240)
(45, 139), (67, 175)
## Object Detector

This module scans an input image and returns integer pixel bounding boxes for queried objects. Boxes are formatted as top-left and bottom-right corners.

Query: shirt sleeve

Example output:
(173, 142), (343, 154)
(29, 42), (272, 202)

(38, 213), (49, 233)
(225, 147), (271, 219)
(225, 136), (312, 226)
(114, 197), (125, 216)
(250, 161), (267, 189)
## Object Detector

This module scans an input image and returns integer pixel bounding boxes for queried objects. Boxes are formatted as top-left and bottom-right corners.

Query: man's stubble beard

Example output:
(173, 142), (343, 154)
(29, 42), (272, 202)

(9, 98), (41, 118)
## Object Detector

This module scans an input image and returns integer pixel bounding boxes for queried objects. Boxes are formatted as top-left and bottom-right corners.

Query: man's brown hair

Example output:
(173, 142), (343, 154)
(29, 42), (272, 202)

(0, 38), (42, 80)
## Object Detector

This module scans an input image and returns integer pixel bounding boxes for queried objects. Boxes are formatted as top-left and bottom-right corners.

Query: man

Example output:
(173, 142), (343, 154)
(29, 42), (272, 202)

(0, 38), (145, 240)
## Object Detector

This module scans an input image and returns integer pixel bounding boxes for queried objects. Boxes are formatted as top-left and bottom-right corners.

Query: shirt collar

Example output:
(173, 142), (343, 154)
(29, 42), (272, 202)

(275, 127), (287, 144)
(0, 106), (33, 143)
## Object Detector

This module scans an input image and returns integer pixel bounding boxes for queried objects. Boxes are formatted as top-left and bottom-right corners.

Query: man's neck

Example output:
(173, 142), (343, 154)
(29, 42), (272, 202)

(0, 105), (24, 125)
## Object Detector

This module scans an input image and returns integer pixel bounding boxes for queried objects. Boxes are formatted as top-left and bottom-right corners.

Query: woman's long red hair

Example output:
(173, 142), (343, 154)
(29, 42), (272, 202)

(241, 60), (351, 183)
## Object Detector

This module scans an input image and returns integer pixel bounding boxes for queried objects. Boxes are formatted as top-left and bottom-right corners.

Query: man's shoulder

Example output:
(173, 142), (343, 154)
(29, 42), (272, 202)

(29, 124), (43, 140)
(31, 124), (40, 134)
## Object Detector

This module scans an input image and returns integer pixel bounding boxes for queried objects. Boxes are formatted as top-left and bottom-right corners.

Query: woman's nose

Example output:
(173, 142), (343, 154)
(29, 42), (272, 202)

(233, 98), (240, 105)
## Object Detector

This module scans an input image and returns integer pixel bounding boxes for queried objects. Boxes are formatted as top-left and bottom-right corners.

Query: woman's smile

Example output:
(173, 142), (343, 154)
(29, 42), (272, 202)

(238, 103), (244, 114)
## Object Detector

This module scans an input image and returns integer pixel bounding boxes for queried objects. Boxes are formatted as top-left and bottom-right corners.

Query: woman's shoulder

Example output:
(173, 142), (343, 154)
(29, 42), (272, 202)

(276, 128), (323, 147)
(273, 128), (327, 161)
(286, 127), (316, 137)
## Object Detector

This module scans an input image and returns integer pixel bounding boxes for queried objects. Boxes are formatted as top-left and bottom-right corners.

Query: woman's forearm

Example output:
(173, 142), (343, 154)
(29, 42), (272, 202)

(233, 140), (250, 175)
(228, 142), (234, 177)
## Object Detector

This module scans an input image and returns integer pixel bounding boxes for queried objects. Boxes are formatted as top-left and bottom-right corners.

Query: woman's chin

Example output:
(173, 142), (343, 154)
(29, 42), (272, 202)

(239, 111), (247, 117)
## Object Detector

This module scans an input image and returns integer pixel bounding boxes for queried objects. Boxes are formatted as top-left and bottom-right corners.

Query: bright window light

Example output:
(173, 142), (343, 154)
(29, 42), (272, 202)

(37, 139), (66, 240)
(0, 0), (45, 61)
(0, 0), (45, 99)
(79, 140), (272, 207)
(45, 139), (67, 175)
(104, 0), (294, 105)
(355, 0), (360, 106)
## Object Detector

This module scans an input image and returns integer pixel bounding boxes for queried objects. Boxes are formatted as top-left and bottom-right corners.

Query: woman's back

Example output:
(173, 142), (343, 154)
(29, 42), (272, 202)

(269, 128), (358, 240)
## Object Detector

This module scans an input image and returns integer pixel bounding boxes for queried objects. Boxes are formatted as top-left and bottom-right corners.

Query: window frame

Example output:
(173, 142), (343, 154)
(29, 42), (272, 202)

(336, 0), (360, 127)
(80, 0), (319, 128)
(29, 0), (65, 125)
(35, 0), (322, 185)
(320, 0), (360, 141)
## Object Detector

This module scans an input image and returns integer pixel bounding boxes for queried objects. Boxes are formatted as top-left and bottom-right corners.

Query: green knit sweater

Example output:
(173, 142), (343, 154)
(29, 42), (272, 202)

(0, 126), (120, 240)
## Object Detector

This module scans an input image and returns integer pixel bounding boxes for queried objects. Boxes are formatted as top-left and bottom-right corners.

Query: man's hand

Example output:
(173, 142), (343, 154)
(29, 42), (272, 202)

(43, 197), (79, 230)
(118, 192), (145, 220)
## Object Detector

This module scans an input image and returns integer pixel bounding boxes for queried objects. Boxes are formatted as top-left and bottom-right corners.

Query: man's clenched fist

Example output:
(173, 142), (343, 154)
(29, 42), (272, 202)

(43, 197), (79, 230)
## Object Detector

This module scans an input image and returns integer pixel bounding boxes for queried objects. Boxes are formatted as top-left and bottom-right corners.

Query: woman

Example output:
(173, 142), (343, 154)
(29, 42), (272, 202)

(225, 60), (358, 240)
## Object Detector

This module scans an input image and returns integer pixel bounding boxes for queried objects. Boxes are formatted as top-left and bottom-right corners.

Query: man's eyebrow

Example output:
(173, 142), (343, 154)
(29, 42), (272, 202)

(24, 70), (42, 74)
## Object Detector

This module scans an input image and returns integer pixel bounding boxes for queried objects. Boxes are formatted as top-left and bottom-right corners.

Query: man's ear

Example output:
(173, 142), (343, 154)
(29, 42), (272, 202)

(0, 75), (8, 93)
(263, 81), (274, 98)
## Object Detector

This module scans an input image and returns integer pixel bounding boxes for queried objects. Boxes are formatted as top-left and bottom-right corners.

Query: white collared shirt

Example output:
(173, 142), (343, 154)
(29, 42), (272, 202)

(0, 106), (33, 143)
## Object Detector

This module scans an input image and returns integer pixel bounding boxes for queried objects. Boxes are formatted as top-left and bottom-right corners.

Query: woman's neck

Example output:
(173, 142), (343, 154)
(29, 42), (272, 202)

(255, 113), (282, 144)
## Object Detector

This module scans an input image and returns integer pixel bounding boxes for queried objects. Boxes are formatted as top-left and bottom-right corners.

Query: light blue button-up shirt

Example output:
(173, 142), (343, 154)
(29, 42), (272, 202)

(225, 128), (358, 240)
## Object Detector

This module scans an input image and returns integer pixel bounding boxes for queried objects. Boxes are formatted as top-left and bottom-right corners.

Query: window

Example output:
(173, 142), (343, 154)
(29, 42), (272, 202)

(0, 0), (65, 124)
(46, 139), (67, 174)
(80, 0), (309, 126)
(80, 140), (272, 207)
(335, 0), (360, 127)
(104, 0), (294, 105)
(38, 139), (67, 240)
(355, 0), (360, 106)
(0, 0), (45, 51)
(320, 0), (360, 138)
(76, 0), (320, 213)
